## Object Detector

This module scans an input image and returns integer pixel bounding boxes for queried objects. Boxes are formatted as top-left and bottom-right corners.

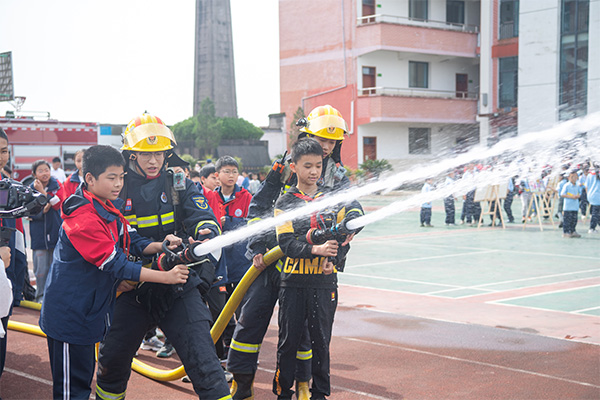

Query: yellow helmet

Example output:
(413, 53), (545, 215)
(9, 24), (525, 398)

(121, 113), (176, 152)
(299, 105), (347, 141)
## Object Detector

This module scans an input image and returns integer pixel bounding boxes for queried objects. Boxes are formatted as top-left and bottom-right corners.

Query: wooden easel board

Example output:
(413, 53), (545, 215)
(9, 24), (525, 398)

(477, 184), (506, 229)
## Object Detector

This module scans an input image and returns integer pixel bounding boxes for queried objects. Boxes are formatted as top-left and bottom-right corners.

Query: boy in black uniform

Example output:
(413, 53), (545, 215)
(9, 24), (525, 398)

(228, 105), (351, 400)
(95, 114), (230, 400)
(273, 138), (363, 400)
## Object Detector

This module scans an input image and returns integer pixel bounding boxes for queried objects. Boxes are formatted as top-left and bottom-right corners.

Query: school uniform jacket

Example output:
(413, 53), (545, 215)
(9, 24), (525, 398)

(39, 186), (151, 345)
(274, 186), (363, 289)
(62, 170), (83, 200)
(29, 176), (63, 250)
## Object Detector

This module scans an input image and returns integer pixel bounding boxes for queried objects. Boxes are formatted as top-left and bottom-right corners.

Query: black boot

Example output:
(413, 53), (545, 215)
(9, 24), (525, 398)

(231, 373), (255, 400)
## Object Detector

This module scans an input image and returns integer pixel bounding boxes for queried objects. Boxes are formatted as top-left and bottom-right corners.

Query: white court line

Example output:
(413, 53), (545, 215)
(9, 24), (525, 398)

(489, 283), (600, 304)
(341, 337), (600, 389)
(355, 239), (600, 261)
(347, 249), (498, 269)
(4, 367), (53, 385)
(342, 272), (468, 289)
(573, 305), (600, 313)
(426, 287), (495, 295)
(471, 268), (600, 288)
(258, 366), (394, 400)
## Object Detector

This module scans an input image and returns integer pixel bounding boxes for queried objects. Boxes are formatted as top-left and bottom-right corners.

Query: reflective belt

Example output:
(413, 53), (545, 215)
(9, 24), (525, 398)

(296, 349), (313, 361)
(137, 215), (159, 228)
(96, 385), (126, 400)
(230, 339), (261, 354)
(160, 211), (174, 226)
(124, 214), (138, 226)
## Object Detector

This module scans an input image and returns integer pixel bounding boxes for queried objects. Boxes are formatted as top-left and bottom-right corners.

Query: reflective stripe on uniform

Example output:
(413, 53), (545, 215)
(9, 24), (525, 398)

(296, 349), (313, 361)
(275, 259), (283, 272)
(96, 384), (126, 400)
(230, 339), (261, 354)
(248, 217), (262, 225)
(217, 395), (232, 400)
(160, 211), (174, 225)
(137, 215), (159, 228)
(195, 220), (222, 236)
(124, 215), (138, 226)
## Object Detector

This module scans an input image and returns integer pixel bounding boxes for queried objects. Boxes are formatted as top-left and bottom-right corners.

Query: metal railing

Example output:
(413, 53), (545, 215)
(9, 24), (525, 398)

(359, 86), (479, 100)
(357, 14), (479, 33)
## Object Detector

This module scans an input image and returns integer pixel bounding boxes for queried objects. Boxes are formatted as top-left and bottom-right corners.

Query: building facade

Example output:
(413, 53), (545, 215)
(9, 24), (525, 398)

(279, 0), (599, 170)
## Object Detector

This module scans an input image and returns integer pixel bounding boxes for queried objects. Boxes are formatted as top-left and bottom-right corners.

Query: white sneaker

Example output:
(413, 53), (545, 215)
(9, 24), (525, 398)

(140, 336), (164, 352)
(589, 229), (598, 234)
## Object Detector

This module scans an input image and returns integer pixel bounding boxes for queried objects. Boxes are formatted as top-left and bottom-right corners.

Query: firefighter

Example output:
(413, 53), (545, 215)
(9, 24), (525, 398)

(95, 114), (231, 400)
(227, 105), (350, 400)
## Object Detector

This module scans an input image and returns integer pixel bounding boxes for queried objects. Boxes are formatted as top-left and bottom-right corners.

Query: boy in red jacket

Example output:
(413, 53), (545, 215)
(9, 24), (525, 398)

(40, 145), (188, 399)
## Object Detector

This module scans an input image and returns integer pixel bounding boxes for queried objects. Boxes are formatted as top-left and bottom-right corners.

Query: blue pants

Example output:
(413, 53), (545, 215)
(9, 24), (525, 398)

(33, 248), (53, 303)
(420, 207), (432, 224)
(589, 205), (600, 230)
(227, 264), (312, 380)
(444, 197), (455, 224)
(563, 210), (578, 234)
(47, 336), (95, 400)
(504, 190), (515, 222)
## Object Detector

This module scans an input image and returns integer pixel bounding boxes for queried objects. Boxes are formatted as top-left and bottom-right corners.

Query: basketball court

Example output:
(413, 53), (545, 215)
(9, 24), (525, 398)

(1, 193), (599, 399)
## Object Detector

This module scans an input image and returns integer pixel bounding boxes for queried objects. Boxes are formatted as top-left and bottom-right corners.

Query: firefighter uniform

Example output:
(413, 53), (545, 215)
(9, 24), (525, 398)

(95, 114), (230, 400)
(272, 187), (363, 399)
(227, 105), (351, 399)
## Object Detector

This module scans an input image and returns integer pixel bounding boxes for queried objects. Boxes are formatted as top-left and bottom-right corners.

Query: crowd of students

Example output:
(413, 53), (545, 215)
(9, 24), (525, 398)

(0, 105), (363, 400)
(419, 161), (600, 238)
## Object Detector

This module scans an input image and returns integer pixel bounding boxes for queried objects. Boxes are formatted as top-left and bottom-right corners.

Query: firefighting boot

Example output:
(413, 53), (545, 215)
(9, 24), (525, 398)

(230, 373), (254, 400)
(295, 381), (310, 400)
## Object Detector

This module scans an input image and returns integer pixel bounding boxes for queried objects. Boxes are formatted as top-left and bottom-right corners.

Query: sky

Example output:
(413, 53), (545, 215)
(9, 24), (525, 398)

(0, 0), (280, 127)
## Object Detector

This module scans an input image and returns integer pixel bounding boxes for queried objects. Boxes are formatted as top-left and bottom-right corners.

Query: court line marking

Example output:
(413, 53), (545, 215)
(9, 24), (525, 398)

(257, 366), (394, 400)
(340, 337), (600, 389)
(354, 239), (600, 261)
(347, 249), (499, 269)
(4, 367), (53, 385)
(488, 284), (600, 304)
(574, 305), (600, 313)
(470, 269), (600, 288)
(454, 276), (600, 299)
(341, 272), (467, 289)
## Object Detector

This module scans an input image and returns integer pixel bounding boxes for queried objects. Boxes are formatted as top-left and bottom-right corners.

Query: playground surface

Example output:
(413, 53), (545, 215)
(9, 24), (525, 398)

(1, 193), (599, 399)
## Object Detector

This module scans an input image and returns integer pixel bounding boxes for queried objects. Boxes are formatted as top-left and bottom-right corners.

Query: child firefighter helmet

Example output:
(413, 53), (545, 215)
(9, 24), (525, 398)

(121, 113), (176, 152)
(298, 105), (347, 141)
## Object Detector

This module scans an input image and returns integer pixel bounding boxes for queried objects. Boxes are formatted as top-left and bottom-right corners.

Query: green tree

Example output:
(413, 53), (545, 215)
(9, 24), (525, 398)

(193, 98), (223, 156)
(288, 106), (306, 144)
(220, 117), (263, 140)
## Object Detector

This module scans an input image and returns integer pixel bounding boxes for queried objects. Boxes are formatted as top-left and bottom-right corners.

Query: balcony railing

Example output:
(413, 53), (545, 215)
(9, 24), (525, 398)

(357, 14), (479, 33)
(359, 87), (479, 100)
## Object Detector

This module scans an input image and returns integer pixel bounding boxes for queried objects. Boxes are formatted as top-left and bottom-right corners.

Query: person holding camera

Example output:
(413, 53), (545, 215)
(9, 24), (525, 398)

(29, 159), (64, 303)
(0, 128), (28, 380)
(95, 114), (230, 400)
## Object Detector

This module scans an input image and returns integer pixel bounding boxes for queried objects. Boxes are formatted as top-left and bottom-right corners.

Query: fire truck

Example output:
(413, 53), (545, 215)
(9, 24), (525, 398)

(0, 117), (98, 184)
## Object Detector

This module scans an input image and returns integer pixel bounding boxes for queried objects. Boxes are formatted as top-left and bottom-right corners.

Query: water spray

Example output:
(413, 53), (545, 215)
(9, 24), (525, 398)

(190, 112), (600, 259)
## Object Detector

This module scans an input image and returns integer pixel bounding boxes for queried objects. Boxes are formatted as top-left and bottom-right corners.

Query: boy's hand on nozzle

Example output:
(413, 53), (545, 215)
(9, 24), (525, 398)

(312, 240), (338, 257)
(321, 258), (335, 275)
(166, 264), (189, 285)
(0, 246), (11, 268)
(164, 234), (183, 250)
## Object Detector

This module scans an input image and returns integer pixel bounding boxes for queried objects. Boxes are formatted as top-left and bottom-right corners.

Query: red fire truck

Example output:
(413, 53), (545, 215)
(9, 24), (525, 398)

(0, 117), (98, 184)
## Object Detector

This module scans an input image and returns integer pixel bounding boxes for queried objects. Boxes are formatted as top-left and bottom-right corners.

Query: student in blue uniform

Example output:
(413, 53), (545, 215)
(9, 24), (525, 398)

(584, 165), (600, 233)
(420, 178), (434, 227)
(39, 145), (189, 400)
(560, 170), (582, 238)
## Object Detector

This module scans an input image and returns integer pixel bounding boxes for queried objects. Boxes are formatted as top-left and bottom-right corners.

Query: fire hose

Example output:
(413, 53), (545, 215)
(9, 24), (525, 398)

(7, 246), (284, 382)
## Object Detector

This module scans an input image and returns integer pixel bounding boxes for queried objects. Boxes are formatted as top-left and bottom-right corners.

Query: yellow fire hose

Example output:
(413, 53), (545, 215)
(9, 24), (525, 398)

(7, 246), (284, 382)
